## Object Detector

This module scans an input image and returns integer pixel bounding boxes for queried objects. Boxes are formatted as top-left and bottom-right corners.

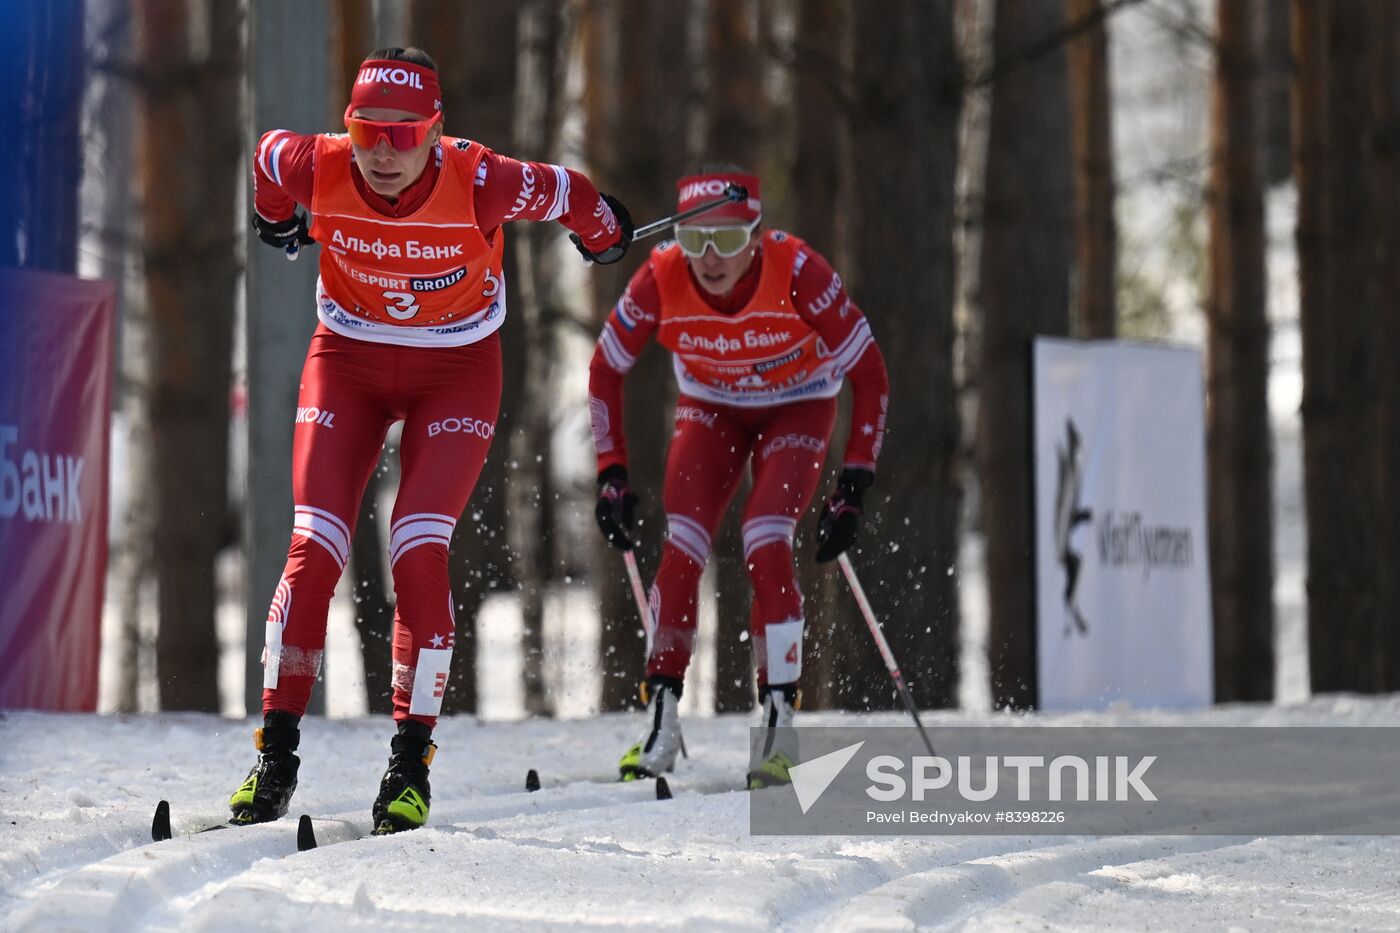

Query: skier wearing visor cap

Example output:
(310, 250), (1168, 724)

(234, 47), (633, 836)
(587, 166), (889, 789)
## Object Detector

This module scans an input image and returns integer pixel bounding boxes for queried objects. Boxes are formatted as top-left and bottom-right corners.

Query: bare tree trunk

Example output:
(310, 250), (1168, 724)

(705, 0), (764, 161)
(753, 0), (797, 229)
(510, 0), (555, 718)
(581, 0), (694, 711)
(136, 0), (243, 711)
(1290, 0), (1326, 699)
(245, 0), (330, 717)
(1066, 0), (1117, 339)
(508, 0), (577, 718)
(1258, 0), (1294, 187)
(979, 0), (1073, 710)
(789, 0), (851, 711)
(1296, 0), (1380, 695)
(842, 0), (963, 711)
(113, 414), (155, 712)
(85, 0), (147, 712)
(1371, 0), (1400, 691)
(789, 0), (847, 266)
(408, 1), (523, 715)
(329, 0), (373, 123)
(1207, 0), (1274, 703)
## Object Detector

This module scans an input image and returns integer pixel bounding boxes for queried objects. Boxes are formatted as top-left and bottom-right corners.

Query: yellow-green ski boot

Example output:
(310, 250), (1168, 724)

(229, 711), (301, 824)
(372, 721), (437, 835)
(747, 684), (799, 789)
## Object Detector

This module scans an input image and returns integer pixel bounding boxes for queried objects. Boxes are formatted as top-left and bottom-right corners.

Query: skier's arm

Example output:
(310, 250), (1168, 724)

(587, 262), (663, 474)
(475, 151), (629, 259)
(253, 130), (316, 222)
(793, 249), (889, 472)
(587, 262), (661, 550)
(251, 130), (317, 250)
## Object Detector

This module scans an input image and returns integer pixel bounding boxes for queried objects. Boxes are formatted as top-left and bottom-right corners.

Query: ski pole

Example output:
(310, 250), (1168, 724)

(837, 552), (937, 757)
(631, 183), (749, 242)
(622, 549), (654, 656)
(623, 547), (685, 756)
(573, 184), (748, 265)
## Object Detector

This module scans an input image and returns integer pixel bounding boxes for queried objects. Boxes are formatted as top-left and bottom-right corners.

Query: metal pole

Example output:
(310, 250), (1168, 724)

(622, 550), (653, 656)
(837, 552), (936, 757)
(631, 183), (749, 241)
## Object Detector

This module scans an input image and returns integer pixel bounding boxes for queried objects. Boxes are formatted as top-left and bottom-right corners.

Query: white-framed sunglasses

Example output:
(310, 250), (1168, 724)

(673, 217), (761, 259)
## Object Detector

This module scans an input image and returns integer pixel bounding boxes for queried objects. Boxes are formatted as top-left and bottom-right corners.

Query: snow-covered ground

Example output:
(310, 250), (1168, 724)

(36, 3), (1373, 930)
(5, 697), (1400, 931)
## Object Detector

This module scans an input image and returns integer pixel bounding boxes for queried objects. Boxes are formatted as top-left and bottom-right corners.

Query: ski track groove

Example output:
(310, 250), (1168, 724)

(800, 834), (1263, 932)
(795, 800), (1400, 932)
(147, 778), (742, 930)
(0, 765), (626, 920)
(14, 708), (1400, 928)
(0, 797), (364, 927)
(153, 789), (1262, 932)
(0, 781), (1309, 931)
(8, 776), (671, 931)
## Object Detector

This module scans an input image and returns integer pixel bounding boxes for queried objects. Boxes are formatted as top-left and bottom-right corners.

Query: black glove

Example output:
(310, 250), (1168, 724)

(252, 211), (315, 251)
(815, 467), (874, 563)
(571, 193), (634, 265)
(595, 464), (639, 551)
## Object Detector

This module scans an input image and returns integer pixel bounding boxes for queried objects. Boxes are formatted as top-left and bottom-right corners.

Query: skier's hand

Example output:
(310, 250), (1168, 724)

(815, 467), (874, 563)
(252, 211), (315, 251)
(595, 464), (639, 551)
(571, 193), (634, 265)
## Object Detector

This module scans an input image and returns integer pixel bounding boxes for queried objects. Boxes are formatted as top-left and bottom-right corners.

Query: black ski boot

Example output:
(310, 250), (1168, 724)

(372, 720), (437, 835)
(229, 711), (301, 825)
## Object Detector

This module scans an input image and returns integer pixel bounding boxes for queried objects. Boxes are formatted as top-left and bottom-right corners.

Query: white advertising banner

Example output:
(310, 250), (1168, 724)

(1033, 338), (1213, 710)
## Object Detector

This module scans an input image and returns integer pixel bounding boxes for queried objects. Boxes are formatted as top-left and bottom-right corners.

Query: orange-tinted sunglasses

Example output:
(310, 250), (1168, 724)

(343, 108), (442, 151)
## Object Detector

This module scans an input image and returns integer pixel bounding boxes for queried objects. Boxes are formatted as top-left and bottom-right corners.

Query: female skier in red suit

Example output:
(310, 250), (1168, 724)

(233, 47), (632, 834)
(588, 169), (888, 787)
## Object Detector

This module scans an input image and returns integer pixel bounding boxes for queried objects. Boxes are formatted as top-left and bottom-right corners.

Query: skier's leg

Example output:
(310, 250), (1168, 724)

(235, 329), (392, 823)
(645, 399), (751, 684)
(262, 330), (394, 717)
(742, 396), (837, 691)
(370, 334), (501, 834)
(386, 332), (502, 731)
(741, 397), (836, 788)
(619, 399), (749, 780)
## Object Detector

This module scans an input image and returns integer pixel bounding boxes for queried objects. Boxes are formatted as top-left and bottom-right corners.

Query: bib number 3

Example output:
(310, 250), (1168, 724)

(383, 291), (420, 320)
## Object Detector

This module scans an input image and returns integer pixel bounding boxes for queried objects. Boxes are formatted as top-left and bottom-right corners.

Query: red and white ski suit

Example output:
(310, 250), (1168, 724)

(589, 230), (889, 689)
(255, 129), (622, 726)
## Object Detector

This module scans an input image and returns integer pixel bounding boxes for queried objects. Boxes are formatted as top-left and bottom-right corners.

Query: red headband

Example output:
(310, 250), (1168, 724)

(348, 59), (442, 119)
(675, 172), (762, 224)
